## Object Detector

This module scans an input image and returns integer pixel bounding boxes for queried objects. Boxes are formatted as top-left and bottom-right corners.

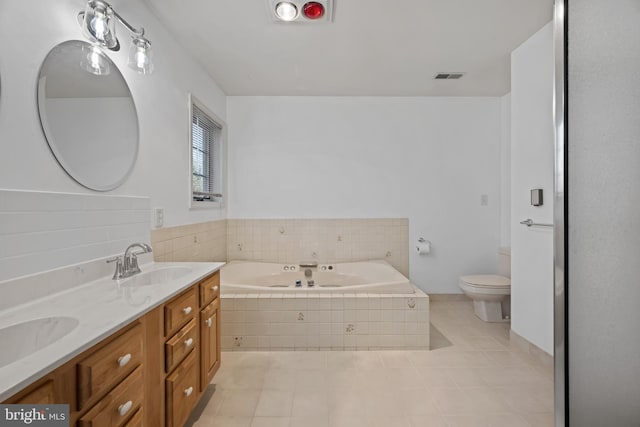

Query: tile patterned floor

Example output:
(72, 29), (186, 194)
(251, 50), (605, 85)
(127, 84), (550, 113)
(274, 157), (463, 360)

(188, 300), (554, 427)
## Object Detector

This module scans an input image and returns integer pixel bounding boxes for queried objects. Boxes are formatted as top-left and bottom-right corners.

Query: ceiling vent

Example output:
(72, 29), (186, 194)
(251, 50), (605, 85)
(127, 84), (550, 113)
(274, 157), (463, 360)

(434, 73), (465, 80)
(268, 0), (334, 23)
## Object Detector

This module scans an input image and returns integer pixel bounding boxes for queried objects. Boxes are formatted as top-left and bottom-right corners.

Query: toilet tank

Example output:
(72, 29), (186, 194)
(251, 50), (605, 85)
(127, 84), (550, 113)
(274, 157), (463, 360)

(498, 247), (511, 278)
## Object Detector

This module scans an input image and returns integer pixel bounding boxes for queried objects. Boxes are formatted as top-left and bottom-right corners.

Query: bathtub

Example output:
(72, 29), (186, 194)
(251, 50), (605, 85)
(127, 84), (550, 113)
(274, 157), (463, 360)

(221, 260), (415, 294)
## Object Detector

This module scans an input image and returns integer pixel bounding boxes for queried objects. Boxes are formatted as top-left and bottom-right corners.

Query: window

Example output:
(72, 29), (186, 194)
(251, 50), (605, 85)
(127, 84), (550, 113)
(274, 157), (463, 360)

(190, 96), (225, 206)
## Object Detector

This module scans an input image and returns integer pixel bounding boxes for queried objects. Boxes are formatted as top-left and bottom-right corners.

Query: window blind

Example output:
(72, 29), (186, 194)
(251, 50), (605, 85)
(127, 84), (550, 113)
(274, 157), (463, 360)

(192, 104), (222, 201)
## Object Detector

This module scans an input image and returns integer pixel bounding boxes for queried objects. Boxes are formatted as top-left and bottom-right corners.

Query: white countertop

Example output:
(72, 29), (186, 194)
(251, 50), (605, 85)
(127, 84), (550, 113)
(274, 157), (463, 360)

(0, 261), (224, 401)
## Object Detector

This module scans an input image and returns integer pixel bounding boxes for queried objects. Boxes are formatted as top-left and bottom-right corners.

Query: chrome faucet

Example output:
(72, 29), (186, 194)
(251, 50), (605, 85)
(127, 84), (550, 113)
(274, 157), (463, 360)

(107, 242), (153, 280)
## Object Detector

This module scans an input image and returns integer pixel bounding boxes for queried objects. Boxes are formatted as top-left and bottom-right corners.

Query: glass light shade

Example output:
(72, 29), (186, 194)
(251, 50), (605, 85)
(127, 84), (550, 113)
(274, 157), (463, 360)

(128, 37), (154, 75)
(82, 0), (117, 49)
(303, 2), (325, 19)
(275, 2), (298, 21)
(80, 44), (111, 76)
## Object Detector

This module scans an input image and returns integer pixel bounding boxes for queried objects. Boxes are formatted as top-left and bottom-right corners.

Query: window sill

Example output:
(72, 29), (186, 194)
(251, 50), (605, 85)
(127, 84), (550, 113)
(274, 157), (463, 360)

(190, 200), (224, 210)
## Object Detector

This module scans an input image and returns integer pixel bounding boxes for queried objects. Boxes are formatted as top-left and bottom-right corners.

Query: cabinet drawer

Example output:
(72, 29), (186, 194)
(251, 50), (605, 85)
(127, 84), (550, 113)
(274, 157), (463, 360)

(123, 408), (143, 427)
(78, 366), (143, 427)
(166, 351), (198, 427)
(164, 288), (197, 337)
(165, 319), (197, 373)
(78, 324), (143, 409)
(199, 272), (220, 308)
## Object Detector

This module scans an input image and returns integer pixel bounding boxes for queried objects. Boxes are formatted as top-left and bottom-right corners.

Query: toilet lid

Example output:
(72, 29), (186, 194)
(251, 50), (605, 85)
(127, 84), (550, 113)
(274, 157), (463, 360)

(461, 275), (510, 288)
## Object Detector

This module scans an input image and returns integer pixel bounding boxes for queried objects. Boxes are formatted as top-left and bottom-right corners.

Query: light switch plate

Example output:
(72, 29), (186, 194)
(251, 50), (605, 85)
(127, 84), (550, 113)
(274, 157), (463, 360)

(153, 207), (164, 228)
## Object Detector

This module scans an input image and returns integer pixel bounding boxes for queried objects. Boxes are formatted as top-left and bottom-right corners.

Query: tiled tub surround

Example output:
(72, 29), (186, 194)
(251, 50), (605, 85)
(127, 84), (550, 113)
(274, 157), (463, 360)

(227, 218), (409, 277)
(151, 218), (227, 262)
(0, 189), (150, 281)
(221, 290), (429, 351)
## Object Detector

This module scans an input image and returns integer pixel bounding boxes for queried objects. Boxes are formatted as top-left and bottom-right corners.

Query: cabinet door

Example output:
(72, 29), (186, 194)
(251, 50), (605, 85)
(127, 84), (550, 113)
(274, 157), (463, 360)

(199, 298), (220, 391)
(166, 352), (197, 427)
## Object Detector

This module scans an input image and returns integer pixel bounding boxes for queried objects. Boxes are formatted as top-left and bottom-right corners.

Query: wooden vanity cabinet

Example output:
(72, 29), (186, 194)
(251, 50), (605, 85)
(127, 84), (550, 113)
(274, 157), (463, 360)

(3, 270), (221, 427)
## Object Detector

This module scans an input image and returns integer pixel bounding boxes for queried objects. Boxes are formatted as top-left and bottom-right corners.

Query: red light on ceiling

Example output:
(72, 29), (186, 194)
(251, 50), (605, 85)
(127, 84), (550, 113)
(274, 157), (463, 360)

(303, 2), (325, 19)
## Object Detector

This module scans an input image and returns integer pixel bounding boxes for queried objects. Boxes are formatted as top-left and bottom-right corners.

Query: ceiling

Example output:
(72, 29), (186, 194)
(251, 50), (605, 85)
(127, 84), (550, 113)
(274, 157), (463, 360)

(145, 0), (553, 96)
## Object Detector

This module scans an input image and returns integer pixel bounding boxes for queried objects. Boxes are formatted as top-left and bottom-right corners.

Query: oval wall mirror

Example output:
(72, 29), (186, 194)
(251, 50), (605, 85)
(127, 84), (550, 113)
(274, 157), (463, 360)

(37, 40), (139, 191)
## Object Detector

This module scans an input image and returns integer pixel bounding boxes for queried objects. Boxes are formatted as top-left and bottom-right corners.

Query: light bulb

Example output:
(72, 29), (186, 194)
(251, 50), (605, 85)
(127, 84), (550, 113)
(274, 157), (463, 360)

(91, 8), (108, 40)
(275, 2), (298, 21)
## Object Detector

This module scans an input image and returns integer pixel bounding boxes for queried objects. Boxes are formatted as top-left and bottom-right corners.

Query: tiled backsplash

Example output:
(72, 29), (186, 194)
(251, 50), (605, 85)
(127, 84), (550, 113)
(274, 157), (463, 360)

(227, 219), (409, 276)
(0, 189), (150, 282)
(150, 219), (227, 262)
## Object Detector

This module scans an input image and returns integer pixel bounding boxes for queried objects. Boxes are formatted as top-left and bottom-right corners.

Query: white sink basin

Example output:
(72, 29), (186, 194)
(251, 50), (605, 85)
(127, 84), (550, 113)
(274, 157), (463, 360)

(120, 267), (193, 287)
(0, 317), (79, 368)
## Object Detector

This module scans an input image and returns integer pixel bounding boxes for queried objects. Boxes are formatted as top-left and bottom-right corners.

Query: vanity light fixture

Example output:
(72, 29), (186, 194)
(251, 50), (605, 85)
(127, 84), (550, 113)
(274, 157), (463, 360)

(78, 0), (154, 75)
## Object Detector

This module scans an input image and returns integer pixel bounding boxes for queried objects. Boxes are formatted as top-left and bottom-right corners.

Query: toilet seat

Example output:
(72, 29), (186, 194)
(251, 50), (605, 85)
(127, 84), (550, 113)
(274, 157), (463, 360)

(460, 275), (510, 289)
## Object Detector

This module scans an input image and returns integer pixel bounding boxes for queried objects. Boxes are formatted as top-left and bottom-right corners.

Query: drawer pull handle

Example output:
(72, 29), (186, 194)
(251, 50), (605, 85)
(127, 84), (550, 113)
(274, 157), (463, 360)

(184, 386), (194, 397)
(117, 400), (133, 417)
(117, 353), (132, 367)
(206, 318), (212, 328)
(211, 285), (219, 292)
(184, 338), (194, 347)
(182, 306), (192, 315)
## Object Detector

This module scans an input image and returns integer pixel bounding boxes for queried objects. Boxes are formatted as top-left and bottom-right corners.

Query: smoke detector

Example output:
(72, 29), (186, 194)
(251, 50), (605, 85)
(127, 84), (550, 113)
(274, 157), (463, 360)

(268, 0), (334, 23)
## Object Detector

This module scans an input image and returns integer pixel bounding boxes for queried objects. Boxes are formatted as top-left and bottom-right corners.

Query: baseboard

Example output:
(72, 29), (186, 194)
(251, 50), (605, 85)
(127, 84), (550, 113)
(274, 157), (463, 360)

(509, 329), (554, 370)
(428, 293), (470, 301)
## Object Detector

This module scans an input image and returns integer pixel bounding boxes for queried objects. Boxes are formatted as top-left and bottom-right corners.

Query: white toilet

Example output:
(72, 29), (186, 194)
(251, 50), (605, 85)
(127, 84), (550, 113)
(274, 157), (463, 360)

(459, 247), (511, 322)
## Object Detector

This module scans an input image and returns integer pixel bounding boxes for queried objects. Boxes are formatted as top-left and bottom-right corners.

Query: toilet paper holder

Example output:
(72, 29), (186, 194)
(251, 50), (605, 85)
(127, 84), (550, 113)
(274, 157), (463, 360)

(416, 238), (431, 255)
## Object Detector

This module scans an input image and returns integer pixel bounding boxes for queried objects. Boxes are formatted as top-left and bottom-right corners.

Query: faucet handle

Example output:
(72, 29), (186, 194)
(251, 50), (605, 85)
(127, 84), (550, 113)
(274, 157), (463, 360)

(107, 256), (124, 280)
(127, 253), (141, 275)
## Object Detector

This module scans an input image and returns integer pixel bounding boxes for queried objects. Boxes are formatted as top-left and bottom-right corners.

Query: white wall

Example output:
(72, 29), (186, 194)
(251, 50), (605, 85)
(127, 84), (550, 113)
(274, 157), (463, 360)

(0, 0), (226, 229)
(510, 22), (554, 354)
(227, 97), (502, 294)
(500, 94), (511, 247)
